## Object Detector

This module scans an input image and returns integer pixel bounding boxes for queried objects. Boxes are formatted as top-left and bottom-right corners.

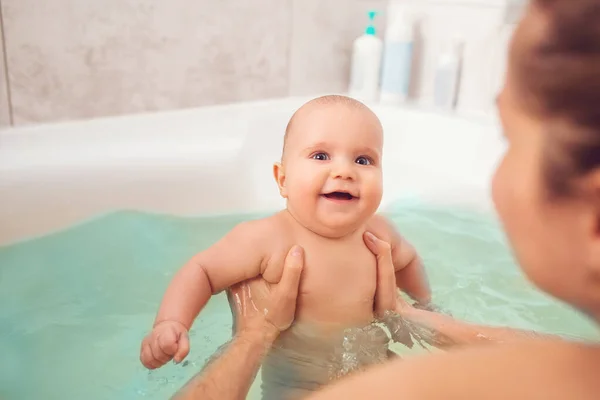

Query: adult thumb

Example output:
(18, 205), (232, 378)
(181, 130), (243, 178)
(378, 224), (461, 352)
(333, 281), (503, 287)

(279, 245), (304, 294)
(364, 231), (391, 258)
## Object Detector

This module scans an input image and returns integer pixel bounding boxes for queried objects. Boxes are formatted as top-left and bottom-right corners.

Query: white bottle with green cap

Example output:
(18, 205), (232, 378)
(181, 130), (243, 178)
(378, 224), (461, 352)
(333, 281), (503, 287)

(349, 10), (383, 103)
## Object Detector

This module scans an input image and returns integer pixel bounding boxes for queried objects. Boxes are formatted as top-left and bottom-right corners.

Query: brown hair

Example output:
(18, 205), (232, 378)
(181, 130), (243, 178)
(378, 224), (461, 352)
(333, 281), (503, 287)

(513, 0), (600, 195)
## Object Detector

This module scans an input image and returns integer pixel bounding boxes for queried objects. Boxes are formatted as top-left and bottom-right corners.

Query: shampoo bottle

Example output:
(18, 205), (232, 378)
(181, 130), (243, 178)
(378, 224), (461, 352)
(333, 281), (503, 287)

(349, 10), (383, 103)
(380, 5), (414, 104)
(433, 39), (464, 110)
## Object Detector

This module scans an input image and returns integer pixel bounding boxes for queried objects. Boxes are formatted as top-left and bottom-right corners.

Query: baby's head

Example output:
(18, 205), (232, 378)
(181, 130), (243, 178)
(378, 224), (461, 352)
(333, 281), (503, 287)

(274, 95), (384, 238)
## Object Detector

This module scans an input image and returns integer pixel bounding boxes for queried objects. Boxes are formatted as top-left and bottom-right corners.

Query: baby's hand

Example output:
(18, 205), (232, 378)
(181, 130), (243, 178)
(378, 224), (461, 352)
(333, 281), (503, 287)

(140, 320), (190, 369)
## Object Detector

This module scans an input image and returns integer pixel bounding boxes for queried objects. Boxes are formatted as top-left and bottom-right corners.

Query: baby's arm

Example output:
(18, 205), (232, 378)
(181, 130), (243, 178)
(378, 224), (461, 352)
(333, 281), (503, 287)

(154, 220), (268, 330)
(140, 220), (268, 369)
(371, 215), (431, 306)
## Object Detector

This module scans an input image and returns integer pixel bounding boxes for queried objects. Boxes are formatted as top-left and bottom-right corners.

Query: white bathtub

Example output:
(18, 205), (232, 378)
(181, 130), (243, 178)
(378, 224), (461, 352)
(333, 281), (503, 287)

(0, 96), (505, 246)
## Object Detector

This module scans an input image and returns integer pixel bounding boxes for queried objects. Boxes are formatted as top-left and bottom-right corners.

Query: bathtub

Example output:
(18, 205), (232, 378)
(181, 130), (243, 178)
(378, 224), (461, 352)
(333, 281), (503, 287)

(3, 97), (599, 400)
(0, 96), (504, 246)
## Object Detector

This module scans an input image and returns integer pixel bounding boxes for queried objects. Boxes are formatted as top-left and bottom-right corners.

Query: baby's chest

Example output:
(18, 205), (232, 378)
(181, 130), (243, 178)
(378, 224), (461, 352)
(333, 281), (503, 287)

(298, 243), (377, 312)
(303, 248), (376, 289)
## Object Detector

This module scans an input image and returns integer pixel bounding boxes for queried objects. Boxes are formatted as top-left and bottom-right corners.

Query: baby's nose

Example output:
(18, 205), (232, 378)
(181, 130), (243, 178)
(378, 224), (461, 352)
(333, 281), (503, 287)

(331, 162), (356, 180)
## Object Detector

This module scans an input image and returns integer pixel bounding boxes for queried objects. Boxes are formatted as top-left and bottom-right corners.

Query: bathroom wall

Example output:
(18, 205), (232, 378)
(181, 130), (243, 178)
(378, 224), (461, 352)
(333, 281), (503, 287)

(0, 0), (519, 127)
(288, 0), (388, 96)
(0, 7), (10, 127)
(0, 0), (388, 126)
(1, 0), (293, 126)
(394, 0), (517, 116)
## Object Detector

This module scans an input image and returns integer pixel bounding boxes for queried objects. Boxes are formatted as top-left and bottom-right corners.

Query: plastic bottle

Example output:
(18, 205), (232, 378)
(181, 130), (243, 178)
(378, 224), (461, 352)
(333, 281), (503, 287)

(379, 5), (414, 104)
(433, 38), (464, 110)
(349, 10), (383, 103)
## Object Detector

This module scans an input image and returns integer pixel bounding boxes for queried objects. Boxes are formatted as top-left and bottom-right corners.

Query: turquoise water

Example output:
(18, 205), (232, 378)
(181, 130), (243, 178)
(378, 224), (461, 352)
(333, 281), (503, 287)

(0, 203), (597, 399)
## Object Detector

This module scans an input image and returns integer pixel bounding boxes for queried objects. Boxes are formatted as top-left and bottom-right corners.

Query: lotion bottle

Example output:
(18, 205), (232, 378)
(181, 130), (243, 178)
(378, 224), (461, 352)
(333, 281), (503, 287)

(349, 10), (383, 103)
(380, 4), (414, 104)
(433, 38), (464, 110)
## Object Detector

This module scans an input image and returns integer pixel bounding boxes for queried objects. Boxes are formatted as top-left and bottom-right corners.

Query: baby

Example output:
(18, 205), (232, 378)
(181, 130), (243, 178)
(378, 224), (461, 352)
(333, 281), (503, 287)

(140, 95), (431, 399)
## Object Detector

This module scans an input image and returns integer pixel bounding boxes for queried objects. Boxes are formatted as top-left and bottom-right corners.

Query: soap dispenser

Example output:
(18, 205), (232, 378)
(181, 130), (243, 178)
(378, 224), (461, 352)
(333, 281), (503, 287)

(349, 10), (383, 103)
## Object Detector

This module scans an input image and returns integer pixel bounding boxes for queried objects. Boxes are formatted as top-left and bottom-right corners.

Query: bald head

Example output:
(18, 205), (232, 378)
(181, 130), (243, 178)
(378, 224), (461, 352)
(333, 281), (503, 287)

(282, 95), (382, 158)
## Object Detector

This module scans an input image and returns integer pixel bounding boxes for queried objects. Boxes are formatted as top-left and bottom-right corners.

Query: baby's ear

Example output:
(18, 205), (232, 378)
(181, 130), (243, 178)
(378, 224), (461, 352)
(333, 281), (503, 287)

(273, 162), (287, 198)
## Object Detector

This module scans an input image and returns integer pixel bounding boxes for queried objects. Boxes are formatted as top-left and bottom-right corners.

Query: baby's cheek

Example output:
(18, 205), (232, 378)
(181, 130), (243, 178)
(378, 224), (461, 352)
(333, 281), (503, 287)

(288, 177), (316, 199)
(363, 177), (383, 208)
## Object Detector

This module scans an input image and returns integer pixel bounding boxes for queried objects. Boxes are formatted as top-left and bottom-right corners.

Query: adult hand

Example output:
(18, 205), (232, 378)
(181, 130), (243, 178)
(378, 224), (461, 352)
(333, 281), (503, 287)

(363, 231), (413, 316)
(170, 246), (305, 400)
(364, 231), (415, 348)
(227, 245), (305, 340)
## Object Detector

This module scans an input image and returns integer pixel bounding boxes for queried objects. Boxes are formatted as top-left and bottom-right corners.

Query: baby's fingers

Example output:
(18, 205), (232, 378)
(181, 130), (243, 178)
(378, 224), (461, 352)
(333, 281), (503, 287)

(140, 341), (161, 369)
(174, 330), (190, 364)
(154, 327), (179, 362)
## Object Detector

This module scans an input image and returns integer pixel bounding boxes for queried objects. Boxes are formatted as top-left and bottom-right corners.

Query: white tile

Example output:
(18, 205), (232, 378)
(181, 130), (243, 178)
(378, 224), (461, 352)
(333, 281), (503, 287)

(3, 0), (292, 125)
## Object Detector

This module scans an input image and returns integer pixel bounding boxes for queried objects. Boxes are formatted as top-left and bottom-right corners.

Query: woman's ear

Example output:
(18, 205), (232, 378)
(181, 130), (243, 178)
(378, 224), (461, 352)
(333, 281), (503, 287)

(273, 162), (288, 198)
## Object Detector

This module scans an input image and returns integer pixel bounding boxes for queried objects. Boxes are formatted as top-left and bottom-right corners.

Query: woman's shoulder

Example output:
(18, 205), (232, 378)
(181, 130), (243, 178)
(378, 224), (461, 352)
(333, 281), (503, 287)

(308, 339), (600, 399)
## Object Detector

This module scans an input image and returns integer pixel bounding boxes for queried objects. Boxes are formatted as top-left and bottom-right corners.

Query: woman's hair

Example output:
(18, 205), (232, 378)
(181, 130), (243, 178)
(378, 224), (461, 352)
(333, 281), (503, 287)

(513, 0), (600, 196)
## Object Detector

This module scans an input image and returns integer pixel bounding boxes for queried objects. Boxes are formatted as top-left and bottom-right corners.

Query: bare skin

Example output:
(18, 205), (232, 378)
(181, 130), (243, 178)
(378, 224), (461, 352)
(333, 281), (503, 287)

(309, 339), (600, 400)
(171, 1), (600, 397)
(370, 231), (562, 348)
(308, 233), (600, 400)
(171, 230), (597, 400)
(171, 231), (413, 400)
(171, 245), (304, 400)
(307, 2), (600, 398)
(141, 97), (431, 396)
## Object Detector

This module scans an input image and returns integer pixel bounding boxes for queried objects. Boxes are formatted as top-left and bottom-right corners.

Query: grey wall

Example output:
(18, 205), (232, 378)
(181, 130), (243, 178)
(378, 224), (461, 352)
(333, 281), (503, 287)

(0, 0), (388, 127)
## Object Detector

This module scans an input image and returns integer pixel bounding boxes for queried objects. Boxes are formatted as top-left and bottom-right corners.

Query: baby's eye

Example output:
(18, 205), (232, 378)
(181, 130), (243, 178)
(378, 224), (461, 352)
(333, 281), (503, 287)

(311, 152), (329, 161)
(355, 156), (372, 166)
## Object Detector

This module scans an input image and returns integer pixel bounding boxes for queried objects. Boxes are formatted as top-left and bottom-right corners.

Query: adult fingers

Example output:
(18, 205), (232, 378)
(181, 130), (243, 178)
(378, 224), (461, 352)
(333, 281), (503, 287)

(269, 245), (304, 330)
(364, 231), (396, 317)
(276, 245), (304, 298)
(364, 231), (392, 257)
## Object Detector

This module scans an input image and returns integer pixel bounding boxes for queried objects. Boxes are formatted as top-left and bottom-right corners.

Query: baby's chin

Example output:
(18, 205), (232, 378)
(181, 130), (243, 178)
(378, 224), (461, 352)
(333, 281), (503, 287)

(301, 216), (368, 239)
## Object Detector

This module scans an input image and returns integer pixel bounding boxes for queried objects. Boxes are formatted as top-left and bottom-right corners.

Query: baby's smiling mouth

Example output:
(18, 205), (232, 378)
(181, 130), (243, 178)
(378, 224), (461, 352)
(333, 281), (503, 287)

(322, 191), (357, 201)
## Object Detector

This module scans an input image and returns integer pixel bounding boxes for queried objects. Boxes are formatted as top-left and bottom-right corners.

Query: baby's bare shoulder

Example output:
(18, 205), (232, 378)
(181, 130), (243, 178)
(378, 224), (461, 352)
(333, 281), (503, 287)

(255, 212), (296, 282)
(227, 212), (295, 275)
(366, 214), (399, 243)
(241, 211), (293, 238)
(232, 212), (288, 238)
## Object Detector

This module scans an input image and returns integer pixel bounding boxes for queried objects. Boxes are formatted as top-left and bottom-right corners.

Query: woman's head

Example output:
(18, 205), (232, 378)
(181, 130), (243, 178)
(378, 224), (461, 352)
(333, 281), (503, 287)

(493, 0), (600, 318)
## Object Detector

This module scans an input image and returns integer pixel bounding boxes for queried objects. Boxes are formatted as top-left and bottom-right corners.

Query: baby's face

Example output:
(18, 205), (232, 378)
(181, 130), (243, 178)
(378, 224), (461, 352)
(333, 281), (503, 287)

(276, 103), (383, 238)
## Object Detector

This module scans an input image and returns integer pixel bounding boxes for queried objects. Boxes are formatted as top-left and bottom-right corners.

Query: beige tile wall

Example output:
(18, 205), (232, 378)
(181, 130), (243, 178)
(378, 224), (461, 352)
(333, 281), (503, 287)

(0, 9), (10, 127)
(1, 0), (293, 125)
(0, 0), (522, 127)
(289, 0), (388, 96)
(0, 0), (390, 126)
